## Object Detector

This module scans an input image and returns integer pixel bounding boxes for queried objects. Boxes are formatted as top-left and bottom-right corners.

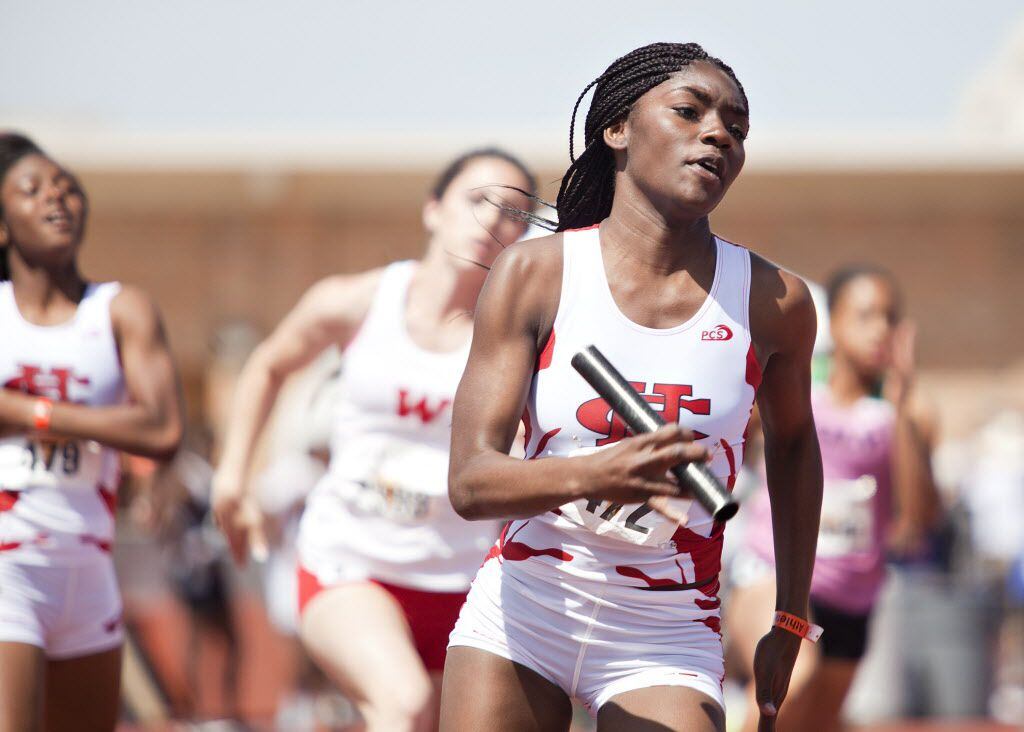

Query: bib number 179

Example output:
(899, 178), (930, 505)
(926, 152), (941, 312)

(27, 440), (80, 475)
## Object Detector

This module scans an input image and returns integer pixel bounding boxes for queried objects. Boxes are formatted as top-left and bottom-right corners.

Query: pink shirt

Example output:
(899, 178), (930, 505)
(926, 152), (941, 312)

(744, 386), (894, 613)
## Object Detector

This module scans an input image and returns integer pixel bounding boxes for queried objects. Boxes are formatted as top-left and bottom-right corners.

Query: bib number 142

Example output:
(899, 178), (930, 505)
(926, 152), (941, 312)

(584, 500), (654, 534)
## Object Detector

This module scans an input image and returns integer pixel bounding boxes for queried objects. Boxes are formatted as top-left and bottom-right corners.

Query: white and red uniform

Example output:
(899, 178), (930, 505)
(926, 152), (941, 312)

(0, 281), (125, 658)
(296, 261), (498, 670)
(449, 226), (761, 712)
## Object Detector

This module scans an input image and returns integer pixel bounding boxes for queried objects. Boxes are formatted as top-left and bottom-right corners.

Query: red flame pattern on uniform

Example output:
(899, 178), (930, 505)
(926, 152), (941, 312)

(0, 490), (19, 512)
(485, 521), (574, 564)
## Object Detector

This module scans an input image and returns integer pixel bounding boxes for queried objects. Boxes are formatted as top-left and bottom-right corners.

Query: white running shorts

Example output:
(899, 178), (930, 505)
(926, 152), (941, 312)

(448, 556), (725, 714)
(0, 556), (123, 659)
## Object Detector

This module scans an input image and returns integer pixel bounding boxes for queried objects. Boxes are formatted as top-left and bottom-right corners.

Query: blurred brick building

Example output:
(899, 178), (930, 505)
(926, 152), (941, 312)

(72, 163), (1024, 440)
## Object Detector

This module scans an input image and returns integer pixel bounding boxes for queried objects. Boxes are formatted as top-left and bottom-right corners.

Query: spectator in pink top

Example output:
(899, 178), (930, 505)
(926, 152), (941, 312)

(725, 265), (942, 732)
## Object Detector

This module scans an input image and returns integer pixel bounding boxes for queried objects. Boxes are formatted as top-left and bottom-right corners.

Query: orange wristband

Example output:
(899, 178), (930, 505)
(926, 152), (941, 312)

(33, 398), (53, 431)
(773, 611), (824, 643)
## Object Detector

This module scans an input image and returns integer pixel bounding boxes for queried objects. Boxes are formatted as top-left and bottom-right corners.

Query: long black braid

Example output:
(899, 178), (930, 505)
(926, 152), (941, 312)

(505, 43), (747, 233)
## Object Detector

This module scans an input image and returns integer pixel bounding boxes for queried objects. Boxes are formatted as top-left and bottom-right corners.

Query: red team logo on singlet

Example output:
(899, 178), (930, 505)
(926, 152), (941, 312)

(3, 365), (89, 481)
(576, 382), (711, 445)
(700, 324), (733, 341)
(3, 364), (90, 401)
(396, 388), (451, 424)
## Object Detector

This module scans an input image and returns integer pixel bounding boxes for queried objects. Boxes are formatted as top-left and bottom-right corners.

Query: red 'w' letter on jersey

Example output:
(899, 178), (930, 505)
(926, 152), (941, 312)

(297, 261), (498, 593)
(506, 227), (761, 596)
(396, 389), (451, 424)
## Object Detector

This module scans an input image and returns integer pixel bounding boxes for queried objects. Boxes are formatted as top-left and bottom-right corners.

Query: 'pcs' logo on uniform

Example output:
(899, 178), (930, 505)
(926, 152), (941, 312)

(701, 324), (733, 341)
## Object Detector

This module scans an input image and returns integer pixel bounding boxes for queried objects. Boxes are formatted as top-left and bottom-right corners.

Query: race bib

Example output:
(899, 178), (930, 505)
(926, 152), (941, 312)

(555, 444), (697, 547)
(817, 475), (877, 557)
(340, 437), (449, 523)
(0, 436), (103, 491)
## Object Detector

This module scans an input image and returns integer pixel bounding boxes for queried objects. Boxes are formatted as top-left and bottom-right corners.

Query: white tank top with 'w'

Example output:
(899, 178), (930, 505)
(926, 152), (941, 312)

(297, 261), (498, 591)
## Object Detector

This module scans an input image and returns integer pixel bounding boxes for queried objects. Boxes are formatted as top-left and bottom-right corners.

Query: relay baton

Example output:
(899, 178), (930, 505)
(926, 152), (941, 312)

(570, 345), (739, 522)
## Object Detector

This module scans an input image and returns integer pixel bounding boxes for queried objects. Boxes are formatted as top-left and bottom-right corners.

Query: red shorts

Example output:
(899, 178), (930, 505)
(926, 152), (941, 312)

(297, 565), (467, 672)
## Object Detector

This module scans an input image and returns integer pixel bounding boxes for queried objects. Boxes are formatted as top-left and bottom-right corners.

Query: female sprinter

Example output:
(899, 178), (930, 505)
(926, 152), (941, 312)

(0, 133), (184, 731)
(211, 148), (535, 732)
(442, 42), (824, 732)
(727, 265), (940, 732)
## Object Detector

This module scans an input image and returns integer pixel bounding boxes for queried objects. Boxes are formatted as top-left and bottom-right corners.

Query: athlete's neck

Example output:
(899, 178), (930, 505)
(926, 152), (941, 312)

(602, 191), (715, 274)
(8, 253), (86, 325)
(409, 246), (486, 325)
(828, 353), (877, 405)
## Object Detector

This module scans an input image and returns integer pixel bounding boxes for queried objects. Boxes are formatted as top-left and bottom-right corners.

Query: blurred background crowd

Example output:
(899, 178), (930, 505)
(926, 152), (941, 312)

(3, 1), (1023, 729)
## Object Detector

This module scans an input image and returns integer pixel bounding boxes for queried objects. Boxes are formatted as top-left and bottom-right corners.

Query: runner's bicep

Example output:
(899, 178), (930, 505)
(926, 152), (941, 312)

(258, 276), (372, 378)
(112, 287), (181, 424)
(451, 255), (542, 464)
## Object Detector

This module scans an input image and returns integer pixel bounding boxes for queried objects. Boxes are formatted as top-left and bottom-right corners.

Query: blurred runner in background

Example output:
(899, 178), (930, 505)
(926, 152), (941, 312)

(212, 148), (535, 732)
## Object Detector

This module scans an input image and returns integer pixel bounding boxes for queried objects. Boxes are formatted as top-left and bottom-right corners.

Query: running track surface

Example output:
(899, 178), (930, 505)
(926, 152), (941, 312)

(122, 590), (1017, 730)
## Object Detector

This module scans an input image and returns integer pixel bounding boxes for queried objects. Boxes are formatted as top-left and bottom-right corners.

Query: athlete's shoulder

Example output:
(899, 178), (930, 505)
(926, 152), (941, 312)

(486, 234), (564, 303)
(109, 283), (163, 326)
(295, 267), (386, 323)
(479, 233), (564, 336)
(490, 232), (564, 279)
(747, 251), (816, 358)
(747, 250), (810, 303)
(306, 267), (385, 303)
(748, 253), (813, 318)
(105, 284), (172, 349)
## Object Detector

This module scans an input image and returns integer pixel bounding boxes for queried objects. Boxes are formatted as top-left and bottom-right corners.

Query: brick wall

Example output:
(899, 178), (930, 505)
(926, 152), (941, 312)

(71, 167), (1024, 437)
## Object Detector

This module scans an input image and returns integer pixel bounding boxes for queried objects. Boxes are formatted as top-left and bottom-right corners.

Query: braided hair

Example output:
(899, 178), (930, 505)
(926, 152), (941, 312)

(517, 43), (747, 232)
(0, 133), (45, 281)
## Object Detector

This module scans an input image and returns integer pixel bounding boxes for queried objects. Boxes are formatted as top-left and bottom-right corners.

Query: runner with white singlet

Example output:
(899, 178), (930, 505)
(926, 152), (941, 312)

(0, 282), (126, 647)
(0, 133), (184, 732)
(441, 43), (823, 732)
(297, 259), (495, 594)
(211, 148), (536, 732)
(449, 226), (758, 712)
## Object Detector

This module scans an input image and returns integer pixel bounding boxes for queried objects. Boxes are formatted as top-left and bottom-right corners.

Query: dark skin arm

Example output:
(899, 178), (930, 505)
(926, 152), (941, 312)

(888, 399), (940, 554)
(448, 237), (709, 521)
(0, 285), (184, 460)
(886, 323), (942, 555)
(748, 256), (823, 731)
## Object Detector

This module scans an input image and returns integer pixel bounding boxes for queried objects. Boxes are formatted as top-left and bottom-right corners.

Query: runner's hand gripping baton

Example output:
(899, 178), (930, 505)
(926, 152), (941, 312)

(571, 345), (739, 522)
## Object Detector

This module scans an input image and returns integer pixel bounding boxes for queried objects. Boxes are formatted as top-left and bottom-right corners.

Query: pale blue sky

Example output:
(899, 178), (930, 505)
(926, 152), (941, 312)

(2, 1), (1021, 162)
